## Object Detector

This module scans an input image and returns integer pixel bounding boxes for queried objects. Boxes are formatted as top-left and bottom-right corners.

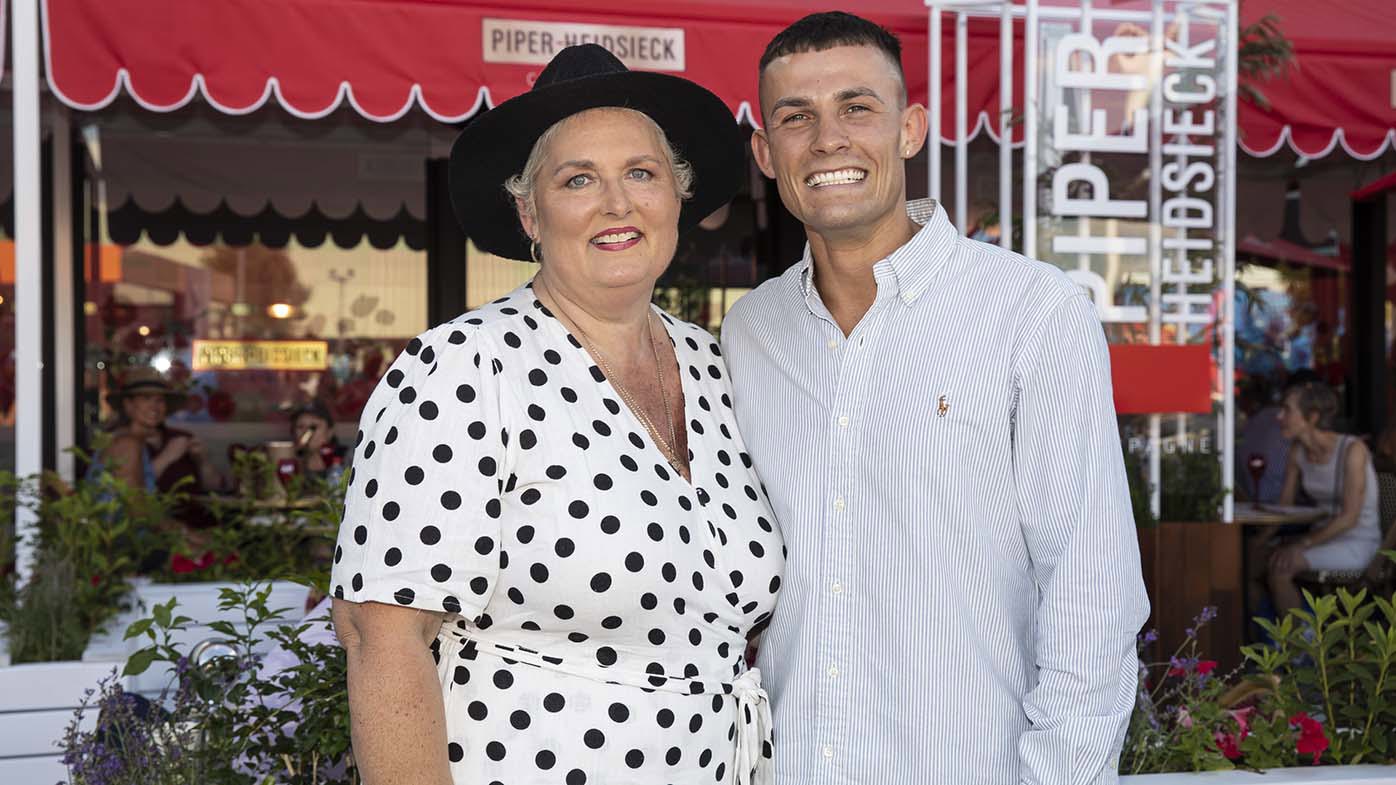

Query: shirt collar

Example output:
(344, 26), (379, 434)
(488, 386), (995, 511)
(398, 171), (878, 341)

(796, 198), (958, 307)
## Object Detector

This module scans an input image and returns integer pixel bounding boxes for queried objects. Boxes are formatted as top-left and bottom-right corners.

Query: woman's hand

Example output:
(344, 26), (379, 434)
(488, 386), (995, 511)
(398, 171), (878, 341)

(1364, 555), (1394, 584)
(1269, 542), (1309, 575)
(159, 434), (193, 461)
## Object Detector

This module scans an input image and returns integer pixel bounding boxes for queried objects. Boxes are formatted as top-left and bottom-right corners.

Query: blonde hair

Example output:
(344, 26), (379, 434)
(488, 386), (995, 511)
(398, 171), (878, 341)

(504, 108), (695, 228)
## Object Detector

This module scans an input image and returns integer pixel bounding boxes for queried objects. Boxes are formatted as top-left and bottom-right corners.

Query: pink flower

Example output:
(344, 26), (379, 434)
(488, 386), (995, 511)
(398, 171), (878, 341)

(1214, 707), (1253, 761)
(1230, 707), (1254, 736)
(1177, 707), (1194, 729)
(1215, 730), (1242, 760)
(1196, 660), (1218, 676)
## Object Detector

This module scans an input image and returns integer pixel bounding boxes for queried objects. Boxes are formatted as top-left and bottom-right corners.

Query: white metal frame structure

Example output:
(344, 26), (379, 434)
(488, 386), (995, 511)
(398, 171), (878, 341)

(11, 0), (42, 585)
(925, 0), (1238, 522)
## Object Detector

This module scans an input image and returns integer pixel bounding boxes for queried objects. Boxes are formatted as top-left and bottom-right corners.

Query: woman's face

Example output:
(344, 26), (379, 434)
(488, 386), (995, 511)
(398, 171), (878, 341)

(123, 392), (168, 429)
(293, 414), (332, 451)
(519, 108), (683, 298)
(1276, 390), (1315, 440)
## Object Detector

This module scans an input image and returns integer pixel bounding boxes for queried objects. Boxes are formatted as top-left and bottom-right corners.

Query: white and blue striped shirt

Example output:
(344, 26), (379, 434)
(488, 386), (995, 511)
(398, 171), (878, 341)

(720, 201), (1150, 785)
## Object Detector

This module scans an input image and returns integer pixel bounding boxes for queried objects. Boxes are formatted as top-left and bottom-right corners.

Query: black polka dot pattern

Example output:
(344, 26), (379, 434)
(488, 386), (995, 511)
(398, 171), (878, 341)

(331, 285), (783, 783)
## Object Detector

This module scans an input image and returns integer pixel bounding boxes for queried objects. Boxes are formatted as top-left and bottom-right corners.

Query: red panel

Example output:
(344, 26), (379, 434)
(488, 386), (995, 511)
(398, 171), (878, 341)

(1109, 344), (1213, 415)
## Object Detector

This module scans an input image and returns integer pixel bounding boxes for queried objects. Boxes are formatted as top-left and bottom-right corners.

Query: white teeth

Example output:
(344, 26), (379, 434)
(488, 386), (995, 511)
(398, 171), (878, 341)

(805, 168), (866, 187)
(593, 231), (641, 244)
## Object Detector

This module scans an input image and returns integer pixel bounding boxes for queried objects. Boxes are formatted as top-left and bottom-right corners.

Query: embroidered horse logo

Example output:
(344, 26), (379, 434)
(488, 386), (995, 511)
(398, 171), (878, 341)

(936, 395), (950, 417)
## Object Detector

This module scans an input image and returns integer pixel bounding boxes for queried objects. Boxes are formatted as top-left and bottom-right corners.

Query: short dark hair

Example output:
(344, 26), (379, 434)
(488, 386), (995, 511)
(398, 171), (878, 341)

(759, 12), (906, 96)
(1284, 379), (1340, 430)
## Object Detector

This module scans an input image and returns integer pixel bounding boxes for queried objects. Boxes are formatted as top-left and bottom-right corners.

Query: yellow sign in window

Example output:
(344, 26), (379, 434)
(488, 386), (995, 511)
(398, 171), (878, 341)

(192, 340), (329, 372)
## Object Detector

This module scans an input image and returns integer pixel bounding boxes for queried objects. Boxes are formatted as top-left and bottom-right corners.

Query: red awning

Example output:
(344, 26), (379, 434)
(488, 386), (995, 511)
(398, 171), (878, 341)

(39, 0), (1013, 141)
(39, 0), (1396, 158)
(1238, 0), (1396, 159)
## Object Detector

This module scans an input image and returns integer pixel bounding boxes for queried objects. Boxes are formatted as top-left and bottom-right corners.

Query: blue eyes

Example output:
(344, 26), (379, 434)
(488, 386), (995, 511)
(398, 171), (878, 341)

(564, 169), (655, 188)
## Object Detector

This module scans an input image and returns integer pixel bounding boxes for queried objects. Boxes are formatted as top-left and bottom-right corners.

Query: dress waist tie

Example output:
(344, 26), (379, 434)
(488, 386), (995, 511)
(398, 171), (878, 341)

(440, 627), (773, 785)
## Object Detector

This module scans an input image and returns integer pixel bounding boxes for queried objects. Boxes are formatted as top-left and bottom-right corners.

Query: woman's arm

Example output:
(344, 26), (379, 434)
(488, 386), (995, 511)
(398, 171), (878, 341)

(1302, 440), (1370, 547)
(1277, 449), (1301, 506)
(103, 435), (149, 490)
(150, 433), (191, 478)
(332, 599), (452, 785)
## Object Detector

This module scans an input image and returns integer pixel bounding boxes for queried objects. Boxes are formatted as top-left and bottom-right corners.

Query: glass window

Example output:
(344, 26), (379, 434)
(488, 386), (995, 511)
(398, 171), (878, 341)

(82, 235), (427, 478)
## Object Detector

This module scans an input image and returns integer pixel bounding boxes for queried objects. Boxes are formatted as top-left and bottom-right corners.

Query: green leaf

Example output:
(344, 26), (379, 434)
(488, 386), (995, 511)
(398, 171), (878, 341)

(123, 647), (159, 676)
(209, 620), (240, 637)
(123, 617), (153, 641)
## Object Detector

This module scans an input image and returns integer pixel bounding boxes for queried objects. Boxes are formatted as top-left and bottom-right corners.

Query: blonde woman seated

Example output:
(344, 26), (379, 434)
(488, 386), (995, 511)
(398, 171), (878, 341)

(1268, 380), (1382, 612)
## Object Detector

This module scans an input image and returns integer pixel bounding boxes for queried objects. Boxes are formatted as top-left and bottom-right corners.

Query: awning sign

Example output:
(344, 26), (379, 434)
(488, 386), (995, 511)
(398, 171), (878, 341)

(483, 18), (685, 72)
(193, 340), (329, 372)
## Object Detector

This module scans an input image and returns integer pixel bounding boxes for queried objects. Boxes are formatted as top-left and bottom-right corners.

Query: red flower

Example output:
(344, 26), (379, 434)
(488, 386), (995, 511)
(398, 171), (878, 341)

(1290, 713), (1329, 764)
(1168, 666), (1187, 678)
(1196, 660), (1218, 676)
(1214, 708), (1253, 761)
(222, 551), (240, 566)
(1215, 731), (1242, 760)
(89, 574), (102, 587)
(171, 553), (198, 574)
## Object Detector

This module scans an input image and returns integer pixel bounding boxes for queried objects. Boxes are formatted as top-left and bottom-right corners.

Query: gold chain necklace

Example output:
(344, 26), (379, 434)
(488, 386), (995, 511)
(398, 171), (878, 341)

(535, 280), (687, 475)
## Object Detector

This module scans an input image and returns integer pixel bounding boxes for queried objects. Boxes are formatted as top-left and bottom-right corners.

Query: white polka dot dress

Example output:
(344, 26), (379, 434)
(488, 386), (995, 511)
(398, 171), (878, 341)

(332, 283), (785, 785)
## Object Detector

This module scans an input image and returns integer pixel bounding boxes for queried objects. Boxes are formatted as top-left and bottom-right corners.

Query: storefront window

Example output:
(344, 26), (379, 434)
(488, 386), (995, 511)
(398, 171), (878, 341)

(82, 235), (427, 477)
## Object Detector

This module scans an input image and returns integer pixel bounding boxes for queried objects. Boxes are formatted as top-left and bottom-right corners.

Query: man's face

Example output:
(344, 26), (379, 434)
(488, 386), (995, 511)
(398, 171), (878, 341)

(753, 45), (926, 236)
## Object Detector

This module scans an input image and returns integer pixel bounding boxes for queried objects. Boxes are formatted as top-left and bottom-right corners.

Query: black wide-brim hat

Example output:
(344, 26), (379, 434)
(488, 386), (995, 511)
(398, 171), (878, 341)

(105, 367), (188, 410)
(449, 44), (745, 262)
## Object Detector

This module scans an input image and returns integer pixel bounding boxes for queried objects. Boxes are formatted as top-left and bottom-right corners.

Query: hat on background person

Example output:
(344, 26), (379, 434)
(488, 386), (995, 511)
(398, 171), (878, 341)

(105, 366), (189, 411)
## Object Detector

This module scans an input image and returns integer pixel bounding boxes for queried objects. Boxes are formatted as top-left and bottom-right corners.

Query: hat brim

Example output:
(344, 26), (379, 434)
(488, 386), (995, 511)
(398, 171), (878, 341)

(449, 71), (746, 262)
(106, 388), (188, 410)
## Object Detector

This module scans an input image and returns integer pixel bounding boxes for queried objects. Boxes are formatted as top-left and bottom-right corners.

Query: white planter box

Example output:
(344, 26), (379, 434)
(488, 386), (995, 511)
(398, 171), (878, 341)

(84, 579), (310, 696)
(0, 660), (118, 785)
(0, 580), (309, 785)
(1122, 764), (1396, 784)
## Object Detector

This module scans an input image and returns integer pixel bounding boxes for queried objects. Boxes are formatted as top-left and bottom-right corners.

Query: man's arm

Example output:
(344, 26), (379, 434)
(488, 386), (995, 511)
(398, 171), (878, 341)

(1012, 293), (1151, 785)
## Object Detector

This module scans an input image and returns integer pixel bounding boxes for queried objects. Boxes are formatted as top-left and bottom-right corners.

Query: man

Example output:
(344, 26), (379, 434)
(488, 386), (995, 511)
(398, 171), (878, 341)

(720, 12), (1150, 785)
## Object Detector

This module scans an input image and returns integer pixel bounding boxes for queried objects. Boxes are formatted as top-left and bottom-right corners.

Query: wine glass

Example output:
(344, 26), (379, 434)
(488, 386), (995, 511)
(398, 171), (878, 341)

(1247, 453), (1266, 508)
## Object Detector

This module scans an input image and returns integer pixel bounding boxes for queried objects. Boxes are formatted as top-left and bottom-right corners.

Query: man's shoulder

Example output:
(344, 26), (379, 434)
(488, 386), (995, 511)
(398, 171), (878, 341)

(723, 264), (805, 336)
(955, 235), (1080, 306)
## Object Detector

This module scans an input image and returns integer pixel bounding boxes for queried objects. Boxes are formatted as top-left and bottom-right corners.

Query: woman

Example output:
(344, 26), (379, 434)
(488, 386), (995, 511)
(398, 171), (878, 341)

(97, 368), (225, 531)
(99, 368), (221, 492)
(287, 400), (347, 479)
(330, 44), (782, 785)
(1268, 380), (1382, 612)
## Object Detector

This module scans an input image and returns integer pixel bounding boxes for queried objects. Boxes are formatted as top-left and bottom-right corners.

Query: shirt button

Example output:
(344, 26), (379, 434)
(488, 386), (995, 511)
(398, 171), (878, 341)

(831, 581), (843, 594)
(826, 339), (838, 350)
(827, 665), (840, 678)
(837, 415), (849, 428)
(833, 497), (846, 512)
(822, 745), (834, 760)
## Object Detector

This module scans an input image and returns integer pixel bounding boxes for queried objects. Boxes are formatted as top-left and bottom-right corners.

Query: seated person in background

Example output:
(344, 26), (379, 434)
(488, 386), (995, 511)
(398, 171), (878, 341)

(1269, 379), (1383, 612)
(287, 400), (348, 479)
(1235, 373), (1290, 502)
(97, 367), (226, 529)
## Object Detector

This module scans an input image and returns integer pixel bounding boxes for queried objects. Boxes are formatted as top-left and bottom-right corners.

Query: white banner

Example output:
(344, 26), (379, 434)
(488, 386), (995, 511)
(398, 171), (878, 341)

(483, 19), (685, 72)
